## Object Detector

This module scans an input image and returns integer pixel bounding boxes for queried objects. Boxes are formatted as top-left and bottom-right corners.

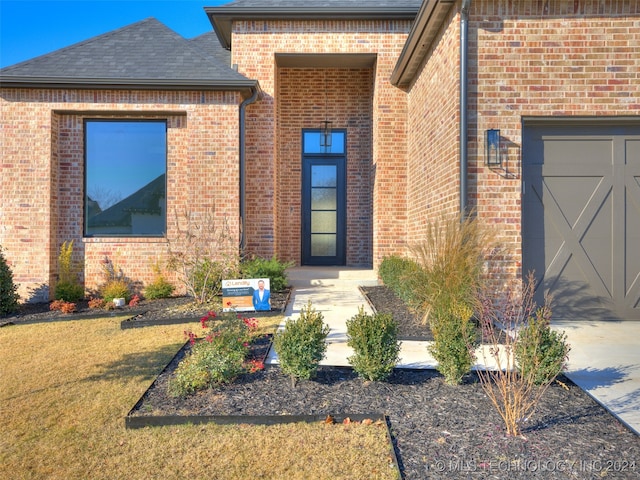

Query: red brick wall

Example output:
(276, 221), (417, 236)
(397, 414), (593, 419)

(405, 0), (640, 283)
(0, 89), (242, 300)
(472, 0), (640, 280)
(232, 20), (411, 267)
(406, 5), (461, 248)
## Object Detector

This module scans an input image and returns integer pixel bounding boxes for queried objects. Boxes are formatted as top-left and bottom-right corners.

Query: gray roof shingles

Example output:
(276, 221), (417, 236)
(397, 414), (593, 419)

(189, 31), (232, 67)
(0, 1), (424, 88)
(0, 17), (253, 89)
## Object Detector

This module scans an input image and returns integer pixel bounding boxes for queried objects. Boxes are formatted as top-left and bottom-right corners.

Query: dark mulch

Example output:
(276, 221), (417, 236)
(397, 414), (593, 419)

(129, 286), (639, 480)
(0, 289), (291, 327)
(361, 285), (505, 342)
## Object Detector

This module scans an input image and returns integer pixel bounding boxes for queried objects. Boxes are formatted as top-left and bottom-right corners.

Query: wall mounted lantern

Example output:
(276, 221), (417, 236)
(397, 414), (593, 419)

(485, 129), (501, 167)
(320, 120), (333, 148)
(320, 70), (332, 149)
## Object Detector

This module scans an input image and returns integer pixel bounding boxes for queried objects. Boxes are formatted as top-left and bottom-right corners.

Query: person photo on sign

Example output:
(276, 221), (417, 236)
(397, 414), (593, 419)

(252, 279), (271, 311)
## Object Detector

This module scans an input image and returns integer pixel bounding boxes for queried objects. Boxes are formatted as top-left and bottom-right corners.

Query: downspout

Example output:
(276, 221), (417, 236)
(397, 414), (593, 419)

(460, 0), (471, 217)
(239, 86), (259, 254)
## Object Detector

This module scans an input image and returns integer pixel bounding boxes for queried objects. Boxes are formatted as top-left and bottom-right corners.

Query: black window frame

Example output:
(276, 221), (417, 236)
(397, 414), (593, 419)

(83, 118), (168, 238)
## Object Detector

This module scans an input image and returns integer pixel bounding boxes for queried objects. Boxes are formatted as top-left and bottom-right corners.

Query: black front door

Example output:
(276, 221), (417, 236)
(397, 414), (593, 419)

(301, 130), (346, 265)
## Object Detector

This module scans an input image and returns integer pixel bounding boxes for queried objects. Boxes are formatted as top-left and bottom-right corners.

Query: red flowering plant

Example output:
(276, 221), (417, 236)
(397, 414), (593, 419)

(168, 310), (263, 397)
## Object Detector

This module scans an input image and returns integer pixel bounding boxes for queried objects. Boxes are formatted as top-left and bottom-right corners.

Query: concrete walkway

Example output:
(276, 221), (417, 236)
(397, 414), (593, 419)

(266, 267), (640, 435)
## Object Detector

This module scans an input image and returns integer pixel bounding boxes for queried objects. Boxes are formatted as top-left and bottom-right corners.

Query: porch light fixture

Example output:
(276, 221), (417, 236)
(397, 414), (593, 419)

(485, 129), (501, 167)
(320, 120), (333, 148)
(320, 71), (332, 148)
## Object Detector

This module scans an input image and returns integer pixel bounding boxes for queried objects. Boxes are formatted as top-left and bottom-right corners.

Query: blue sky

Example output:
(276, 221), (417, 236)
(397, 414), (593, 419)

(0, 0), (227, 68)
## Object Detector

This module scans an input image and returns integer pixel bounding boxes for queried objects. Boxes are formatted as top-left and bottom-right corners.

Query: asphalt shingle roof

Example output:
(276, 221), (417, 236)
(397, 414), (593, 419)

(189, 31), (232, 67)
(0, 18), (253, 90)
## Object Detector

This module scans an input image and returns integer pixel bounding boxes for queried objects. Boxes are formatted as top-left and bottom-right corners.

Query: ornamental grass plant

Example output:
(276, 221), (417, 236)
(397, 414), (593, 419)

(408, 213), (495, 385)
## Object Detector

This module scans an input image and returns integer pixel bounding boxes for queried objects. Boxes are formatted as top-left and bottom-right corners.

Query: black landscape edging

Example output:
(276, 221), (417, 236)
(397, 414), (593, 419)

(124, 330), (401, 477)
(124, 411), (400, 477)
(24, 308), (146, 324)
(120, 288), (292, 329)
(120, 315), (197, 329)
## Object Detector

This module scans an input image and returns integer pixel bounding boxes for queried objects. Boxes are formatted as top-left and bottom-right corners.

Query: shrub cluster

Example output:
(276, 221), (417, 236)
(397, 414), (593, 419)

(273, 301), (329, 387)
(0, 246), (20, 315)
(240, 255), (293, 292)
(346, 306), (400, 381)
(101, 278), (131, 303)
(166, 208), (239, 304)
(378, 255), (419, 305)
(54, 281), (84, 303)
(50, 299), (77, 314)
(168, 312), (261, 397)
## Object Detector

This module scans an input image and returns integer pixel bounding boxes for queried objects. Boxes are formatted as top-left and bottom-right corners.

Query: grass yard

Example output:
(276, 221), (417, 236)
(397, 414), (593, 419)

(0, 316), (397, 480)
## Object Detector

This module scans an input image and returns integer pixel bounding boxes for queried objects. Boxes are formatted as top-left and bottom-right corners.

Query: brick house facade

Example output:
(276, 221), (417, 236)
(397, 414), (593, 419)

(1, 0), (639, 319)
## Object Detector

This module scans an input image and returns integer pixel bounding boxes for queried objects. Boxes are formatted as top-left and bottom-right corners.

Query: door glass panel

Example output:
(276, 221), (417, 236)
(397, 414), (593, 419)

(311, 234), (337, 256)
(311, 211), (337, 233)
(311, 165), (337, 187)
(312, 188), (337, 210)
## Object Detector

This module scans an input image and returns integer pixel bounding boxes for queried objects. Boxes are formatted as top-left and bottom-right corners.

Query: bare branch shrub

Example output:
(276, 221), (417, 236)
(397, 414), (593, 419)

(475, 272), (570, 436)
(167, 208), (239, 304)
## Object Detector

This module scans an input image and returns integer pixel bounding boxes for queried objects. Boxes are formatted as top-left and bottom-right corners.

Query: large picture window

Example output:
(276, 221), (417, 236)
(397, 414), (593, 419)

(84, 120), (167, 236)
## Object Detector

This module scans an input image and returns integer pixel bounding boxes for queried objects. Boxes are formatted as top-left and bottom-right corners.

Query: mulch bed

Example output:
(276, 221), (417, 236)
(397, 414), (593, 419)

(4, 285), (639, 479)
(127, 286), (639, 479)
(0, 289), (291, 328)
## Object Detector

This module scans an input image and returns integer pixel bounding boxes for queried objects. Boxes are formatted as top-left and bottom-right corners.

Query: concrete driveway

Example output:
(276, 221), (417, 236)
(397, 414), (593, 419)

(552, 320), (640, 435)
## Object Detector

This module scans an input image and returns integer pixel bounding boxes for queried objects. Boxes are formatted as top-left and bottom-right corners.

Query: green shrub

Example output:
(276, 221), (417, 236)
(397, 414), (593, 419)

(145, 276), (175, 299)
(428, 299), (477, 385)
(168, 313), (257, 397)
(378, 255), (419, 304)
(54, 241), (84, 302)
(0, 246), (20, 315)
(189, 258), (239, 303)
(145, 260), (175, 299)
(515, 306), (570, 385)
(346, 306), (401, 381)
(273, 301), (330, 387)
(54, 281), (85, 302)
(240, 255), (293, 292)
(101, 279), (131, 303)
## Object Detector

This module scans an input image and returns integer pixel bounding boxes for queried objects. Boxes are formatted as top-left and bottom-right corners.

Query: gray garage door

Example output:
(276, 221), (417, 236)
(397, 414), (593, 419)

(522, 122), (640, 321)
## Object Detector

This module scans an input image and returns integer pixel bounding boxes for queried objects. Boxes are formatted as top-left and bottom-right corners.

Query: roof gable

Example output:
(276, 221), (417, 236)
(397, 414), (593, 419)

(0, 18), (254, 92)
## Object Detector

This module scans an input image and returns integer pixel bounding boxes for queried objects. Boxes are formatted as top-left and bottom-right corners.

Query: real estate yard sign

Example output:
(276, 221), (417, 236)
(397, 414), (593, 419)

(222, 278), (271, 312)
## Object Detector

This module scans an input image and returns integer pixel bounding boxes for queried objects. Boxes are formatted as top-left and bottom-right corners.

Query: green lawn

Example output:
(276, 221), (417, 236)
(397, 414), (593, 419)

(0, 315), (397, 479)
